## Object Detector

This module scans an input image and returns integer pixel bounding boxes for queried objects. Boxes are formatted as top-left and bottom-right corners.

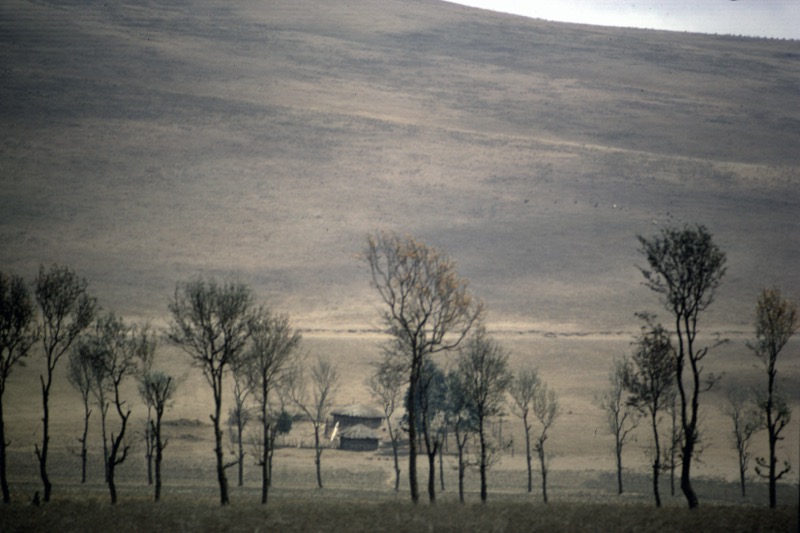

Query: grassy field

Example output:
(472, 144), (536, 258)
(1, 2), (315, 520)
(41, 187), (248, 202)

(2, 497), (797, 532)
(1, 0), (799, 529)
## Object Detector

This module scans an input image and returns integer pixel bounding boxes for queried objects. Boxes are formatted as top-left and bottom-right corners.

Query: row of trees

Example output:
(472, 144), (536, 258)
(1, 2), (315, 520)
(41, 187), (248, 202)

(365, 227), (795, 510)
(1, 225), (795, 508)
(0, 266), (345, 506)
(366, 325), (560, 505)
(597, 229), (796, 509)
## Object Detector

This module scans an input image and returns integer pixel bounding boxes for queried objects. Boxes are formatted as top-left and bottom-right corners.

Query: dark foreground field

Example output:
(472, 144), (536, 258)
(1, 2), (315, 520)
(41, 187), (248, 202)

(1, 495), (797, 533)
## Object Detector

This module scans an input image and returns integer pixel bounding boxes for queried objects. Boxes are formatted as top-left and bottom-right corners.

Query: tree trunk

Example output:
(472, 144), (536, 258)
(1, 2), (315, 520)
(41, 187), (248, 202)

(237, 423), (245, 487)
(407, 360), (419, 503)
(615, 440), (623, 495)
(153, 413), (163, 502)
(540, 457), (548, 503)
(680, 438), (698, 509)
(36, 377), (52, 502)
(678, 316), (700, 510)
(457, 440), (466, 504)
(314, 424), (323, 489)
(768, 424), (777, 508)
(79, 403), (90, 484)
(651, 411), (662, 508)
(261, 417), (269, 503)
(766, 366), (777, 508)
(537, 443), (548, 504)
(479, 417), (487, 503)
(390, 431), (401, 492)
(107, 390), (130, 505)
(669, 403), (677, 497)
(108, 469), (117, 504)
(0, 397), (9, 503)
(524, 416), (532, 493)
(652, 460), (661, 508)
(738, 459), (746, 498)
(99, 402), (109, 484)
(212, 379), (230, 506)
(427, 449), (436, 503)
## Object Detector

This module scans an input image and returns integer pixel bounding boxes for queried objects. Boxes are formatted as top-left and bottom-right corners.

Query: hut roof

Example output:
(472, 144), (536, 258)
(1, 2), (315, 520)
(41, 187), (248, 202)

(340, 424), (379, 440)
(331, 403), (384, 419)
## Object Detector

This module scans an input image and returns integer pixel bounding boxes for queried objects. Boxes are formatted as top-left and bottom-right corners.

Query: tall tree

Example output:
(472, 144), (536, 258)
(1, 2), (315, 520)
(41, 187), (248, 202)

(140, 371), (176, 502)
(363, 231), (483, 503)
(598, 356), (640, 495)
(366, 355), (406, 492)
(722, 388), (762, 498)
(288, 355), (339, 489)
(243, 309), (301, 504)
(135, 329), (157, 487)
(66, 343), (94, 484)
(748, 287), (797, 508)
(455, 327), (512, 503)
(406, 358), (449, 503)
(622, 318), (676, 508)
(84, 314), (147, 504)
(167, 277), (254, 506)
(0, 272), (37, 503)
(34, 264), (96, 502)
(509, 366), (540, 494)
(531, 381), (559, 504)
(637, 224), (726, 509)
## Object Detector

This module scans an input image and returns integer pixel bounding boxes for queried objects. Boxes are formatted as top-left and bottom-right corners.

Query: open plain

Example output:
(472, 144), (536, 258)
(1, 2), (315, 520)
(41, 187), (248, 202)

(1, 0), (799, 529)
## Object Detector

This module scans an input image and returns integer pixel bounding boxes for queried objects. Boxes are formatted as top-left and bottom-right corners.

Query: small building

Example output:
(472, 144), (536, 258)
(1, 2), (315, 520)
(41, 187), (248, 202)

(331, 404), (384, 431)
(339, 424), (380, 452)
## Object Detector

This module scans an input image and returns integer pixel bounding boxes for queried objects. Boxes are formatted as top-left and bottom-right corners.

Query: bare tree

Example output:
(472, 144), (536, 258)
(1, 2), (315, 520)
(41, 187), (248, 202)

(722, 388), (762, 498)
(66, 343), (94, 484)
(363, 231), (483, 503)
(288, 355), (339, 489)
(622, 317), (676, 508)
(242, 309), (301, 504)
(748, 287), (797, 508)
(167, 277), (255, 506)
(0, 272), (37, 503)
(34, 264), (96, 502)
(598, 356), (640, 495)
(366, 355), (406, 492)
(85, 314), (149, 504)
(140, 371), (176, 502)
(509, 366), (539, 494)
(637, 224), (726, 509)
(135, 330), (157, 487)
(455, 327), (511, 503)
(532, 380), (559, 504)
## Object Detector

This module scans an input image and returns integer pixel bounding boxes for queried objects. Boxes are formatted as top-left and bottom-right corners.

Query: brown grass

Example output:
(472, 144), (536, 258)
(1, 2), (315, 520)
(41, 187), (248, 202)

(1, 496), (797, 532)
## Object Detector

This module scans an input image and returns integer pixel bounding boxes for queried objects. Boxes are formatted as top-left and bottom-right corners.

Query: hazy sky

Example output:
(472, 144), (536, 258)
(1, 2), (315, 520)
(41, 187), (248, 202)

(446, 0), (800, 39)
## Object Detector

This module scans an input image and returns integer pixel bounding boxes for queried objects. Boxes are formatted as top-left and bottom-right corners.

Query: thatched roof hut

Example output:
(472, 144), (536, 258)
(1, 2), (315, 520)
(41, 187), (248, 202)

(339, 424), (380, 452)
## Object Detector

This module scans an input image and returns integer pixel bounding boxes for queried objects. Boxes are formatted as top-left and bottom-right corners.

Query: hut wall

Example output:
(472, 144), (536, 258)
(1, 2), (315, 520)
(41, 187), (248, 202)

(340, 437), (379, 452)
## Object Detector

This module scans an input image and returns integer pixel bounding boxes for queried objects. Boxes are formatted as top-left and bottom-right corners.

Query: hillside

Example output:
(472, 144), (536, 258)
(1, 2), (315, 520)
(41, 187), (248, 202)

(1, 0), (799, 333)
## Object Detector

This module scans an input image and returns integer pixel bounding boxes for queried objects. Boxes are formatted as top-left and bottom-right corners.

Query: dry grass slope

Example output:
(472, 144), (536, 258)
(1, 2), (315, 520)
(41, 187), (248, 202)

(1, 497), (797, 532)
(1, 0), (798, 331)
